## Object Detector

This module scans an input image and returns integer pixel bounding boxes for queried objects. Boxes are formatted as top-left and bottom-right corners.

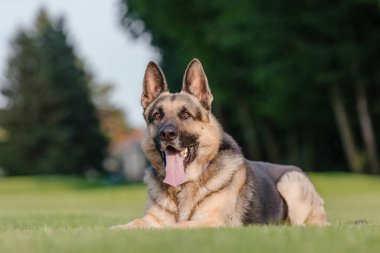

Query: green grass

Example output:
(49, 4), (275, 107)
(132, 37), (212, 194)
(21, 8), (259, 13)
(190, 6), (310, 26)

(1, 173), (379, 253)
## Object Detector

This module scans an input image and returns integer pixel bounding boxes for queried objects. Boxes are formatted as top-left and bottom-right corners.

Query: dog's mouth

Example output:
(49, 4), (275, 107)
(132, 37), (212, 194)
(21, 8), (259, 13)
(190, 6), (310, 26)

(160, 145), (197, 187)
(161, 145), (196, 167)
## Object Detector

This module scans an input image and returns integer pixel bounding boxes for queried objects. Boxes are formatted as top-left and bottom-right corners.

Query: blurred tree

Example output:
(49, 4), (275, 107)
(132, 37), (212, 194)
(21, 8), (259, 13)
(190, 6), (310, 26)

(119, 0), (380, 173)
(90, 81), (132, 149)
(0, 9), (108, 175)
(262, 0), (380, 173)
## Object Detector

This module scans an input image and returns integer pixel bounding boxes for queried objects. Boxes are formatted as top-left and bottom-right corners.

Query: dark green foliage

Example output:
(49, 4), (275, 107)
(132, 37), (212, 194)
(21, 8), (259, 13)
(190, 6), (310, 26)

(0, 9), (108, 175)
(120, 0), (380, 172)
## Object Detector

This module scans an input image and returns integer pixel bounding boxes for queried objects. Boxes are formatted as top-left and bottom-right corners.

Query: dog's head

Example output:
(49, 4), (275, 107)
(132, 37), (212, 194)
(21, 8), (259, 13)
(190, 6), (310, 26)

(140, 59), (221, 186)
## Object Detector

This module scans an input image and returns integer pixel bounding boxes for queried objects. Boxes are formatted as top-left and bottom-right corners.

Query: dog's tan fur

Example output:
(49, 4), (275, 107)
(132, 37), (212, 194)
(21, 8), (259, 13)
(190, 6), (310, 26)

(277, 171), (328, 225)
(112, 59), (328, 229)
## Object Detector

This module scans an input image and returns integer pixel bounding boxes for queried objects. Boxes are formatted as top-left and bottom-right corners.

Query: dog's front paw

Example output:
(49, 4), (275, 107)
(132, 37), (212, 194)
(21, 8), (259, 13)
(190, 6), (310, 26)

(111, 218), (149, 230)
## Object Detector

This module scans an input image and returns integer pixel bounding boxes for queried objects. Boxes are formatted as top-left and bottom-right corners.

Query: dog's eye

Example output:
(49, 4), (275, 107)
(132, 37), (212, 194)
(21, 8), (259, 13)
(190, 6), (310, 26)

(181, 111), (191, 119)
(153, 112), (162, 120)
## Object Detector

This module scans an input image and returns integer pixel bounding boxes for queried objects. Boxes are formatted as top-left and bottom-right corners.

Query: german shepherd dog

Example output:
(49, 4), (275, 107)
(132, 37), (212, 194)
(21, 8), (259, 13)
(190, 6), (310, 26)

(113, 59), (328, 229)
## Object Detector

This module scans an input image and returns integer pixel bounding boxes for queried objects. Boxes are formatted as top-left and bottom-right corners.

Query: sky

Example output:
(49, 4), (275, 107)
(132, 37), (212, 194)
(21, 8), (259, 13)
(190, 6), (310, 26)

(0, 0), (159, 128)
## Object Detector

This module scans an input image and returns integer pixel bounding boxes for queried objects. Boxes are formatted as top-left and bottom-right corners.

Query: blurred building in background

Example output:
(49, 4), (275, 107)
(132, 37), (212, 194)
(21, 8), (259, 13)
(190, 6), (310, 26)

(107, 129), (146, 182)
(98, 106), (147, 182)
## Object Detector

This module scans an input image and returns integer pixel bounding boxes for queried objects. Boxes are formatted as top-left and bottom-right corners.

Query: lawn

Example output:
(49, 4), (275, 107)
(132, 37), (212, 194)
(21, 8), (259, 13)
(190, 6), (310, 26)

(0, 173), (379, 253)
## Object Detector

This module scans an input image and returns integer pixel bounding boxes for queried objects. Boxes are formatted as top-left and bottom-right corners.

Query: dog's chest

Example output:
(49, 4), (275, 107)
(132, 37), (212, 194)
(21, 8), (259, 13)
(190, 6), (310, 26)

(168, 182), (207, 222)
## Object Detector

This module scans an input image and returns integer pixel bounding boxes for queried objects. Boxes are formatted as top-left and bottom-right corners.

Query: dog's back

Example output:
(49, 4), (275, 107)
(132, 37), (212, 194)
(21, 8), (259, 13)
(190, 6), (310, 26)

(243, 161), (303, 224)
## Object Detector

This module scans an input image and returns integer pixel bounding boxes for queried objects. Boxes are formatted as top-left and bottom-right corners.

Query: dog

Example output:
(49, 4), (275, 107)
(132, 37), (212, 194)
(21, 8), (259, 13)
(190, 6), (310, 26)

(113, 59), (328, 229)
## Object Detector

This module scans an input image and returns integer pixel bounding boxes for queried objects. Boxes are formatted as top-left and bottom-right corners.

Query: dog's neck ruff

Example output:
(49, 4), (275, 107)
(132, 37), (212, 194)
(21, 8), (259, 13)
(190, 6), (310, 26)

(200, 161), (211, 175)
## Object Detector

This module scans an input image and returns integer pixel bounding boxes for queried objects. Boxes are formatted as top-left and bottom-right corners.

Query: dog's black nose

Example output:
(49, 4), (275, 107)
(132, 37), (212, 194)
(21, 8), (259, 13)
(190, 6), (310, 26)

(159, 125), (178, 141)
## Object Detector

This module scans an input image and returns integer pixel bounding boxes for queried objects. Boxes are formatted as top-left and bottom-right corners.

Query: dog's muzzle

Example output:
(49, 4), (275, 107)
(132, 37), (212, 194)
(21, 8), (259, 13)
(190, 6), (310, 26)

(158, 124), (178, 142)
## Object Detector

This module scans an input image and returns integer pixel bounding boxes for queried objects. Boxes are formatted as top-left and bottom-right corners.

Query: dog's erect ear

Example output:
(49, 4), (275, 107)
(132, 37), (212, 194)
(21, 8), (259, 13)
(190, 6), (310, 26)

(141, 61), (168, 110)
(182, 59), (213, 110)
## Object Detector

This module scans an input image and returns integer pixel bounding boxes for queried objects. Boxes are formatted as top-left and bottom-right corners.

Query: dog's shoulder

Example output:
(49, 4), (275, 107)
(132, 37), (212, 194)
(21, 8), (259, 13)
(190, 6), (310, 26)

(218, 132), (242, 154)
(202, 132), (245, 183)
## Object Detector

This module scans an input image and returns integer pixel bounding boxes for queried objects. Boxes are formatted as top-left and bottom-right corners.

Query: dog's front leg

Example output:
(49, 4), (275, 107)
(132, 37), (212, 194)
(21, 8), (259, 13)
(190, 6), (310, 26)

(111, 204), (177, 230)
(169, 217), (226, 229)
(111, 212), (163, 229)
(111, 218), (149, 229)
(111, 211), (167, 229)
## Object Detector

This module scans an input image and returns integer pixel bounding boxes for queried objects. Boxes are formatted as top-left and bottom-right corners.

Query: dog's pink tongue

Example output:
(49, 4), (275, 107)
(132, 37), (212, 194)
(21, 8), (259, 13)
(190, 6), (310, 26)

(163, 151), (188, 187)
